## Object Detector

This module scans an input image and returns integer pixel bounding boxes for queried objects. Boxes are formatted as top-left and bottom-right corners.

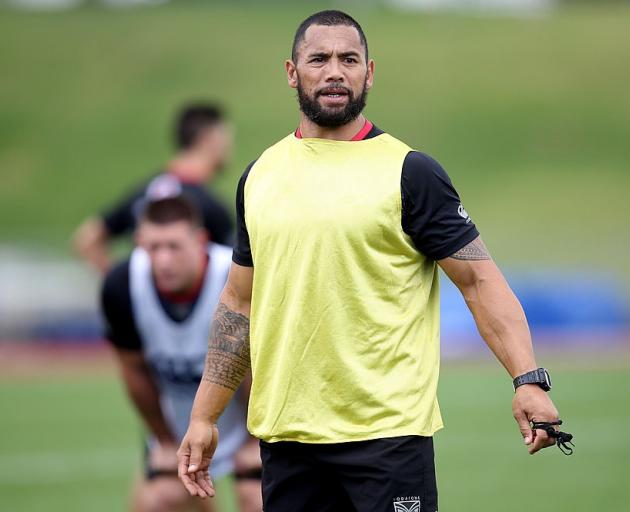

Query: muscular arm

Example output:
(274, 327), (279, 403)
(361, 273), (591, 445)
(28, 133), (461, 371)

(439, 237), (536, 377)
(72, 217), (112, 274)
(177, 263), (253, 497)
(439, 236), (559, 454)
(189, 262), (253, 425)
(114, 348), (176, 445)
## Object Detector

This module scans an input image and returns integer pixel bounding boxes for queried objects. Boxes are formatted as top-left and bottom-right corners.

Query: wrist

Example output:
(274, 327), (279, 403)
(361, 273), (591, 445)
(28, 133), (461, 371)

(514, 383), (544, 393)
(513, 367), (552, 392)
(510, 365), (537, 380)
(189, 413), (218, 426)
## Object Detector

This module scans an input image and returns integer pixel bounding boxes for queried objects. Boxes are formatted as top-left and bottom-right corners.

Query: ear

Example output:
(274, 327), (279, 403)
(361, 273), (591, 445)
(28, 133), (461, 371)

(286, 59), (298, 89)
(365, 59), (375, 90)
(198, 125), (217, 150)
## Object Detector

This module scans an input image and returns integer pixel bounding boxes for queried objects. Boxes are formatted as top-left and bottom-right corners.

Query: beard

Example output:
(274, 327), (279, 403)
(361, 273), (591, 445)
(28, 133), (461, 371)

(297, 76), (368, 128)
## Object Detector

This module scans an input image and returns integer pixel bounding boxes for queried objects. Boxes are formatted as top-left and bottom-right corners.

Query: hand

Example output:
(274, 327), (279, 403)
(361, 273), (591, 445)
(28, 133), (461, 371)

(177, 421), (219, 498)
(149, 441), (179, 471)
(512, 384), (560, 454)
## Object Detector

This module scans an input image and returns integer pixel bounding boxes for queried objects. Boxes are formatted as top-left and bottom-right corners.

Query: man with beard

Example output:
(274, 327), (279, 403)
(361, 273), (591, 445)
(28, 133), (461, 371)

(177, 10), (564, 512)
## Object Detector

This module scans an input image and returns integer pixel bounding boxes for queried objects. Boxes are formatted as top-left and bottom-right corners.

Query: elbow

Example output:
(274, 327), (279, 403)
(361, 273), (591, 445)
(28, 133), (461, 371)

(72, 218), (107, 257)
(460, 275), (489, 306)
(222, 284), (251, 314)
(71, 229), (89, 257)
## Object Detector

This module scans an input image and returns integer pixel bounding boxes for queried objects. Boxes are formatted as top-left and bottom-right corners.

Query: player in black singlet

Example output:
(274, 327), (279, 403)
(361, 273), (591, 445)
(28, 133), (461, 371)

(73, 103), (234, 274)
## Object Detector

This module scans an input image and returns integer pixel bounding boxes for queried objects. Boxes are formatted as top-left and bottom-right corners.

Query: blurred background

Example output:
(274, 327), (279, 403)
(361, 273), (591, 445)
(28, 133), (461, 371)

(1, 0), (629, 510)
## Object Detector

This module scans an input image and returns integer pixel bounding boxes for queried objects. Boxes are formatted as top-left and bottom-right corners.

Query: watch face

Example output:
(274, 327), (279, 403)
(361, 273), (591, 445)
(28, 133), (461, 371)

(540, 368), (551, 390)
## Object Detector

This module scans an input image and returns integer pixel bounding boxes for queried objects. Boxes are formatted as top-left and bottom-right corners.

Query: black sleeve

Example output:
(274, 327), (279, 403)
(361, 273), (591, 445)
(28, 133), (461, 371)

(101, 183), (147, 236)
(401, 151), (480, 260)
(100, 260), (143, 351)
(198, 190), (234, 246)
(231, 161), (257, 267)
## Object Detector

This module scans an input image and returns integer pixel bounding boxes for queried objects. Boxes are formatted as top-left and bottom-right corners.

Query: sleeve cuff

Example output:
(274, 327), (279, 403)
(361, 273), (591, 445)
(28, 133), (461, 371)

(232, 251), (254, 267)
(428, 226), (480, 261)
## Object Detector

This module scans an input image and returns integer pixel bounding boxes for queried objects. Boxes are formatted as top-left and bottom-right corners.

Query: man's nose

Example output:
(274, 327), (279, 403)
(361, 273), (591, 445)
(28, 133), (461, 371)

(154, 248), (172, 268)
(325, 59), (344, 82)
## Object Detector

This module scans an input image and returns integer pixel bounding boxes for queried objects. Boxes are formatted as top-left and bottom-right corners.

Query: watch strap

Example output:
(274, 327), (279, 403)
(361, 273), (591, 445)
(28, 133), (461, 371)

(513, 368), (551, 391)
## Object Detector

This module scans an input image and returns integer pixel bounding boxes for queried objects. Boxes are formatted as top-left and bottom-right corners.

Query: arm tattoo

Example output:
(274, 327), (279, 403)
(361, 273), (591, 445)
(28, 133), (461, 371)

(203, 303), (251, 391)
(450, 236), (492, 261)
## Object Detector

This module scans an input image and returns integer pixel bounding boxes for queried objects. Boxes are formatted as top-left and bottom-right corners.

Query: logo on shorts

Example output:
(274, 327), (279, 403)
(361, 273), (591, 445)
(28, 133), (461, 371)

(393, 497), (421, 512)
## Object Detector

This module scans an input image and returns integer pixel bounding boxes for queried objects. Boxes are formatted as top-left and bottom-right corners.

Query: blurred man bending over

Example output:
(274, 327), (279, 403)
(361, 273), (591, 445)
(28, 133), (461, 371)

(101, 196), (261, 512)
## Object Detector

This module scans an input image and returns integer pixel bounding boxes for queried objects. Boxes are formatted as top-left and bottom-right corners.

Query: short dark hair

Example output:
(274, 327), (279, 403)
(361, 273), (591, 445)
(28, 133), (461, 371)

(292, 10), (368, 62)
(140, 195), (202, 228)
(175, 103), (224, 150)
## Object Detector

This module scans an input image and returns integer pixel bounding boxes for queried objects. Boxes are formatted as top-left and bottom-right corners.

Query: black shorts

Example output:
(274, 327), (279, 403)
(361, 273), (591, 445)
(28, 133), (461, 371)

(260, 435), (437, 512)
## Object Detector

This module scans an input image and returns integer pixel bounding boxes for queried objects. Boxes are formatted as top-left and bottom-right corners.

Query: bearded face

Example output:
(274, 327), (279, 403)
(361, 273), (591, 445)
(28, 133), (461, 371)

(296, 75), (368, 128)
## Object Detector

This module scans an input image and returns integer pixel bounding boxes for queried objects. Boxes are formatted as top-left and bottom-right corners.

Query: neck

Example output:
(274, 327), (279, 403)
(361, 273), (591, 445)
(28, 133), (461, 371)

(297, 114), (367, 141)
(169, 152), (212, 184)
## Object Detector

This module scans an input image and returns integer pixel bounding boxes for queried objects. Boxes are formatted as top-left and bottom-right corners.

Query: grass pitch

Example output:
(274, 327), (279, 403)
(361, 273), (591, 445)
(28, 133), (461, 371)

(1, 356), (629, 512)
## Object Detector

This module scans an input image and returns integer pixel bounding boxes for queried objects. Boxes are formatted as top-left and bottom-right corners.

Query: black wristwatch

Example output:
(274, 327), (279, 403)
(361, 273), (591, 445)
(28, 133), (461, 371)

(513, 368), (552, 392)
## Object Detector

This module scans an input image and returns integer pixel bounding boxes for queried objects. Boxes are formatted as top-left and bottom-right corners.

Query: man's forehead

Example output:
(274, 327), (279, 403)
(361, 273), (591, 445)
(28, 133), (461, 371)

(299, 24), (363, 55)
(140, 220), (194, 237)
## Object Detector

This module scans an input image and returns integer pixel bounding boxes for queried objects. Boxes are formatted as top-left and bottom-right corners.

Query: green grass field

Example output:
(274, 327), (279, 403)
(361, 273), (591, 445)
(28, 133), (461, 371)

(1, 357), (629, 511)
(1, 1), (629, 283)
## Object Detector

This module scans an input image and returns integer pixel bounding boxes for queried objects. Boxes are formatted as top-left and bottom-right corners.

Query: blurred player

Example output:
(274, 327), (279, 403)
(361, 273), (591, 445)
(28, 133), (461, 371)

(74, 103), (234, 274)
(101, 196), (261, 512)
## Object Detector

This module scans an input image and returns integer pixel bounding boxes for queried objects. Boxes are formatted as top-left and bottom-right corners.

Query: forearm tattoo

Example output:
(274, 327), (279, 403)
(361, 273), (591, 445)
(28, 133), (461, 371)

(203, 303), (251, 391)
(450, 236), (492, 261)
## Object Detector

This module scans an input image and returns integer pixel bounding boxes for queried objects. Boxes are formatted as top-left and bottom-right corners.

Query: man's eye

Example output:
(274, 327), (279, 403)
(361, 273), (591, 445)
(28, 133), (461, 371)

(345, 58), (357, 64)
(310, 57), (324, 63)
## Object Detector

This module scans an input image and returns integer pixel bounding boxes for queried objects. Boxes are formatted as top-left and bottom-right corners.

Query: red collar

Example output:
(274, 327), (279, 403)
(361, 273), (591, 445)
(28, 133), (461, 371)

(295, 120), (373, 141)
(156, 253), (209, 303)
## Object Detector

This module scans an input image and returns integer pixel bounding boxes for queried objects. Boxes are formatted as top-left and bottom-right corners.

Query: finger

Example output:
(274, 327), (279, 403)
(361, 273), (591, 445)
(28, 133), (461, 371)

(528, 429), (550, 454)
(190, 470), (212, 498)
(178, 451), (206, 496)
(177, 452), (190, 479)
(196, 470), (215, 497)
(513, 410), (534, 445)
(187, 443), (204, 474)
(543, 429), (557, 448)
(179, 472), (201, 496)
(187, 473), (212, 497)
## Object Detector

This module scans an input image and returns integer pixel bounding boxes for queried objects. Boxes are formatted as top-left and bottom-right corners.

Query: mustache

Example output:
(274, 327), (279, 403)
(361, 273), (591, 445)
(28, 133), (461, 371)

(316, 84), (352, 97)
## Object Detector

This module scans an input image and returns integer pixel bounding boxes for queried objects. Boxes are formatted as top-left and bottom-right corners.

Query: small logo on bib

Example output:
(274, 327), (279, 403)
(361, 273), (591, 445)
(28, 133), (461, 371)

(393, 497), (421, 512)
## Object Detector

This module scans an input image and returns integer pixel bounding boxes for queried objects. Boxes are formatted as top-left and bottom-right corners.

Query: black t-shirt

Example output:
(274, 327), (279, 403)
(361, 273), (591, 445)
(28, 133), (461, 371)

(101, 172), (234, 246)
(232, 126), (479, 267)
(101, 259), (201, 351)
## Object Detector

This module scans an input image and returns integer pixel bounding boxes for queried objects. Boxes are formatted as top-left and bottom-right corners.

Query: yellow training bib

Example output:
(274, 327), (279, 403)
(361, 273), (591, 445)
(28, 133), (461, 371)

(244, 132), (443, 443)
